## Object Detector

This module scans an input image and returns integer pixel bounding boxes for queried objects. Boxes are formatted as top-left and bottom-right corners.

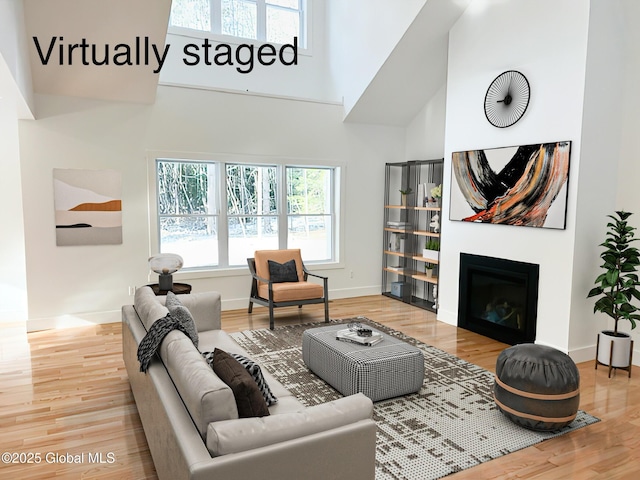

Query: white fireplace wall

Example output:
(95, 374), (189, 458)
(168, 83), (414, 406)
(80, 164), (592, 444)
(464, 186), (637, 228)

(438, 0), (593, 353)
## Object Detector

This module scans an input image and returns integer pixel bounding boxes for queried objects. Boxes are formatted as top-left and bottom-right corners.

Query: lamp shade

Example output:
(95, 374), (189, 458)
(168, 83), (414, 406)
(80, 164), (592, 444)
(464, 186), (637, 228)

(149, 253), (183, 275)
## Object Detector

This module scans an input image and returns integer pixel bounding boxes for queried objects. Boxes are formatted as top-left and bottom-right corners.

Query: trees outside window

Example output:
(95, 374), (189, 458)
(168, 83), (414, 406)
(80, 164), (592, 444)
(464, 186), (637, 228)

(170, 0), (307, 47)
(156, 159), (335, 269)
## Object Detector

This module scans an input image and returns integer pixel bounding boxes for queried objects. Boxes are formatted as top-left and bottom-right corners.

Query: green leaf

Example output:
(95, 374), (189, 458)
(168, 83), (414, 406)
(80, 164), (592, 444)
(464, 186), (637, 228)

(606, 269), (620, 286)
(587, 287), (602, 297)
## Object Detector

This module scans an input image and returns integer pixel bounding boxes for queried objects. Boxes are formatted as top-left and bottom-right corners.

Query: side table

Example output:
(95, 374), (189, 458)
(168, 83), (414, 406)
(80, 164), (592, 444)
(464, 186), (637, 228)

(148, 283), (192, 296)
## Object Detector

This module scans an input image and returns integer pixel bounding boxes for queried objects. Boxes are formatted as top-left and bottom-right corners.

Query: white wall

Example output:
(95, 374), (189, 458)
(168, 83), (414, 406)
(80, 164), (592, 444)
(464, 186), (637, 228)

(18, 86), (404, 330)
(405, 84), (446, 161)
(440, 0), (591, 353)
(0, 97), (28, 323)
(612, 0), (640, 353)
(0, 0), (34, 118)
(326, 0), (426, 117)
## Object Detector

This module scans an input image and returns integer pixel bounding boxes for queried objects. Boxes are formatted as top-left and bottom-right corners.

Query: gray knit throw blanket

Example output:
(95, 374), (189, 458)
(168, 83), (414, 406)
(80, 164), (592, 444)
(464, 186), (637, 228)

(137, 314), (192, 373)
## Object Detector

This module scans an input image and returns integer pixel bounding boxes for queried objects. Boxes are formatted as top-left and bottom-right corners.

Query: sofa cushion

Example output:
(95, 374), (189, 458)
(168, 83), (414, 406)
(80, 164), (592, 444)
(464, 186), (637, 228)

(212, 348), (270, 418)
(165, 291), (199, 348)
(160, 331), (238, 438)
(203, 351), (278, 406)
(206, 393), (374, 456)
(268, 259), (299, 283)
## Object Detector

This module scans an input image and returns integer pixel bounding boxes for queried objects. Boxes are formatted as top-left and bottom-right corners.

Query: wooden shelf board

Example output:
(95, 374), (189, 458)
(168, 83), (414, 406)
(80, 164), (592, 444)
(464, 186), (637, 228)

(413, 230), (440, 237)
(383, 267), (410, 276)
(385, 250), (408, 257)
(384, 227), (409, 233)
(385, 205), (408, 209)
(415, 206), (441, 212)
(412, 255), (439, 264)
(413, 273), (439, 284)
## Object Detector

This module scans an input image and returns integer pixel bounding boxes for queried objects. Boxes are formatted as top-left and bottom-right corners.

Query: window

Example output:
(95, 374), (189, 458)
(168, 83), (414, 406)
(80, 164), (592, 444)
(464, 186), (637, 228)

(170, 0), (307, 48)
(156, 159), (336, 269)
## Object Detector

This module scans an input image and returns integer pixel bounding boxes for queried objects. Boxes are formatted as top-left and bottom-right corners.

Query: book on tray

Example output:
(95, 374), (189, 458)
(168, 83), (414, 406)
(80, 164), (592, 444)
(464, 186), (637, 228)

(336, 328), (383, 346)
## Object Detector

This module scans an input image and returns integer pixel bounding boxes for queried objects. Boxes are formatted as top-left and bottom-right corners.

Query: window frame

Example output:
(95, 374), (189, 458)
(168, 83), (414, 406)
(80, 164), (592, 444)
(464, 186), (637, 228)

(147, 152), (343, 278)
(168, 0), (309, 51)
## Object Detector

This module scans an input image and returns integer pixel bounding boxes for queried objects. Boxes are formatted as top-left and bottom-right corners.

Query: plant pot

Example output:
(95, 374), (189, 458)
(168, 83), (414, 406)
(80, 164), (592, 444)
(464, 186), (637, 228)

(425, 269), (434, 278)
(401, 194), (407, 207)
(597, 330), (632, 368)
(422, 249), (439, 262)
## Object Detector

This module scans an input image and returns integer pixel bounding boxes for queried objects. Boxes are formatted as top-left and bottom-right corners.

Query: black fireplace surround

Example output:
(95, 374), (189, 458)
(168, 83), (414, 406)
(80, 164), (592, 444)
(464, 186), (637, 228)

(458, 253), (539, 345)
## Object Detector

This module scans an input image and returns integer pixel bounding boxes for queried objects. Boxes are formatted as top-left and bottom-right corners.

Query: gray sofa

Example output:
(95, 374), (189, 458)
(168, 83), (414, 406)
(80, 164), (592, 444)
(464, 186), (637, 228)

(122, 286), (377, 480)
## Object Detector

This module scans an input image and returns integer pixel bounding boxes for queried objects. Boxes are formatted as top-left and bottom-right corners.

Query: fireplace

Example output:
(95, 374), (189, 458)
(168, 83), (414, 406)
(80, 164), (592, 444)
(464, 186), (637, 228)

(458, 253), (539, 345)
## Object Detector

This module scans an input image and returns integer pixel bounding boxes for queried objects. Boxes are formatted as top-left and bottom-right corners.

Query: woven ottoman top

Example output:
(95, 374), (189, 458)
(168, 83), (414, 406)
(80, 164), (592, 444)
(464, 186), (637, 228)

(302, 323), (425, 401)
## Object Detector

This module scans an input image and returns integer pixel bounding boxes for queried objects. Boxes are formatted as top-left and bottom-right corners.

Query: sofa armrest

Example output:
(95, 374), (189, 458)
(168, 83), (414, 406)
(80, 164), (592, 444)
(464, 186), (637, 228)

(133, 286), (222, 332)
(205, 393), (373, 456)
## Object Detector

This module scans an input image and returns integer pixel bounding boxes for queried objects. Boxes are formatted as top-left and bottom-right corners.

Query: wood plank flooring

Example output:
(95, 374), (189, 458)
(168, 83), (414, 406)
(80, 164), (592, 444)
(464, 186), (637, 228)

(1, 295), (639, 479)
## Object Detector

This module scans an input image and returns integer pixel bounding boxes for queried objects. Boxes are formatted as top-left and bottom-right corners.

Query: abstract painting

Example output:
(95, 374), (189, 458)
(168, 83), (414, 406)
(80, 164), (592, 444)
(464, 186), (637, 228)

(450, 141), (571, 229)
(53, 169), (122, 246)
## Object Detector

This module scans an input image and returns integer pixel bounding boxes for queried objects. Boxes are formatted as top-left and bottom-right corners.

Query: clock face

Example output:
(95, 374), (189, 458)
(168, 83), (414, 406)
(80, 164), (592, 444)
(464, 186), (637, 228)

(484, 70), (530, 128)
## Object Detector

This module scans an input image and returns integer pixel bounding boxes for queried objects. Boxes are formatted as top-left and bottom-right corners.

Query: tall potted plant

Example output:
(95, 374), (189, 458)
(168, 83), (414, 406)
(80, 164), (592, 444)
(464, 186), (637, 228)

(587, 211), (640, 373)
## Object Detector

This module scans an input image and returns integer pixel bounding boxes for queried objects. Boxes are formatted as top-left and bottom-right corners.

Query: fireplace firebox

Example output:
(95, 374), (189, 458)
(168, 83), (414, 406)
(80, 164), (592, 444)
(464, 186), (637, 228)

(458, 253), (539, 345)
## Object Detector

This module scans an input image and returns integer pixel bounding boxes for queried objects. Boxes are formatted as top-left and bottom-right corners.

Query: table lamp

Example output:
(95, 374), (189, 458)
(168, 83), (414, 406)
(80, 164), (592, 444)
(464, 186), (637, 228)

(149, 253), (184, 291)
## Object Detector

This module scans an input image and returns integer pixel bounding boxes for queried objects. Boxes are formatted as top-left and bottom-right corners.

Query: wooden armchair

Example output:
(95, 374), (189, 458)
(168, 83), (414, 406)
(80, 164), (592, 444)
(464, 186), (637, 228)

(247, 249), (329, 330)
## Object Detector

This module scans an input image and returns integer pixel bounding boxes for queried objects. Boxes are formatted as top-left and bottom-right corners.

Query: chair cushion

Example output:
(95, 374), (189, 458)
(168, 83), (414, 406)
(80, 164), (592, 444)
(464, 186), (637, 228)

(258, 281), (324, 302)
(254, 249), (304, 286)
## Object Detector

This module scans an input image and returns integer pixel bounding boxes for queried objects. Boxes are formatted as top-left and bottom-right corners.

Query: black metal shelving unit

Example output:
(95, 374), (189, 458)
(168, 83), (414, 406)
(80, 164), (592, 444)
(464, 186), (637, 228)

(382, 159), (444, 312)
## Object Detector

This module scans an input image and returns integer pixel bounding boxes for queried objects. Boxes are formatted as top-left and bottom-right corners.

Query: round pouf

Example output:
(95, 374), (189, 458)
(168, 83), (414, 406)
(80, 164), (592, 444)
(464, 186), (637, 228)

(494, 344), (580, 431)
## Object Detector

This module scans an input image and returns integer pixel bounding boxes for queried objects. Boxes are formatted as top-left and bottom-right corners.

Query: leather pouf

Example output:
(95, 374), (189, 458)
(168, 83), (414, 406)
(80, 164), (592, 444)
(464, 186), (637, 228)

(494, 344), (580, 431)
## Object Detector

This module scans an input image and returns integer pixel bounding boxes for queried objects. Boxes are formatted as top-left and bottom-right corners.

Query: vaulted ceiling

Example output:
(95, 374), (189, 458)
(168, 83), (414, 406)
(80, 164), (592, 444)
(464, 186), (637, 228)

(23, 0), (171, 104)
(3, 0), (469, 127)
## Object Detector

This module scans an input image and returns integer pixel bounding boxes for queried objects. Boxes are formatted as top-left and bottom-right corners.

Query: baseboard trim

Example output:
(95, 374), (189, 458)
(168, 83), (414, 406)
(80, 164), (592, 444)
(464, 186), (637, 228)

(27, 310), (121, 332)
(569, 343), (640, 367)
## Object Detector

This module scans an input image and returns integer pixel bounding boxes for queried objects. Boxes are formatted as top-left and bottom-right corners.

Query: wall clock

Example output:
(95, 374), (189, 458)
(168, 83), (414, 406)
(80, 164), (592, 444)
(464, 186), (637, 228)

(484, 70), (530, 128)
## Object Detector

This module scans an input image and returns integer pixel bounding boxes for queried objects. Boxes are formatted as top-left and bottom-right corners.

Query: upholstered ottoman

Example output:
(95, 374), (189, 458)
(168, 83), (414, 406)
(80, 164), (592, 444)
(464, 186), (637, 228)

(494, 344), (580, 431)
(302, 324), (425, 402)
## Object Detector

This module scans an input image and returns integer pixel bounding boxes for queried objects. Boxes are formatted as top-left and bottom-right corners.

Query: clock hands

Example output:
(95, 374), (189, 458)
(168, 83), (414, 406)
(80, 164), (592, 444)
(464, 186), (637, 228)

(497, 77), (513, 105)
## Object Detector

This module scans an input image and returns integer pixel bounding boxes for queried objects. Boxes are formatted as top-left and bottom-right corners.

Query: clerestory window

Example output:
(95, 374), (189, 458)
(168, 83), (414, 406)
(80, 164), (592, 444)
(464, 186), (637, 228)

(156, 158), (336, 269)
(169, 0), (307, 48)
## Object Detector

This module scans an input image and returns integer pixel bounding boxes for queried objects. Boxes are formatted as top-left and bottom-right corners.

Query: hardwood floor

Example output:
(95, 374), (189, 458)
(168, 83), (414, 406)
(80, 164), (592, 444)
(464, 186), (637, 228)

(1, 295), (639, 479)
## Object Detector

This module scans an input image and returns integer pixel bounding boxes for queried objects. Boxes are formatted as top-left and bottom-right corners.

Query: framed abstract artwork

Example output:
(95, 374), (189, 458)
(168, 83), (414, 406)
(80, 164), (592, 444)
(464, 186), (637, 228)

(450, 141), (571, 229)
(53, 168), (122, 246)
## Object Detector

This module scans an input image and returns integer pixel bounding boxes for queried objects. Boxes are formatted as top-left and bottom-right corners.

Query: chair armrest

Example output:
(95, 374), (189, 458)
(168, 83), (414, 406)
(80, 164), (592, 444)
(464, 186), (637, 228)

(302, 265), (327, 281)
(247, 257), (271, 284)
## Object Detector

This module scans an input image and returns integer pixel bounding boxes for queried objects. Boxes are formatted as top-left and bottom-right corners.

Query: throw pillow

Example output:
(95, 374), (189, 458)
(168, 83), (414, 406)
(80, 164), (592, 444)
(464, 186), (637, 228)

(211, 348), (270, 418)
(165, 291), (198, 348)
(268, 259), (299, 283)
(202, 351), (278, 406)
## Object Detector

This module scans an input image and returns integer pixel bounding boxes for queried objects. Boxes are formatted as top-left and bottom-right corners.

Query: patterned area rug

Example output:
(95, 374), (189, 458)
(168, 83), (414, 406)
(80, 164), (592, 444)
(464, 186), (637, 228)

(230, 317), (600, 480)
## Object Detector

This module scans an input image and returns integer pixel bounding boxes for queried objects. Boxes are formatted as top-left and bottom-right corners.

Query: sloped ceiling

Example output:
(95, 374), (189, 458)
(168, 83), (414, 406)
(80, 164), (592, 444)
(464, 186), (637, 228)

(23, 0), (171, 104)
(344, 0), (472, 126)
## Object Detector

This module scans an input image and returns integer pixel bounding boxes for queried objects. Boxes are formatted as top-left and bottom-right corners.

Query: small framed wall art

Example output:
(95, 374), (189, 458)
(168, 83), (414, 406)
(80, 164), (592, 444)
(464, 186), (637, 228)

(53, 168), (123, 246)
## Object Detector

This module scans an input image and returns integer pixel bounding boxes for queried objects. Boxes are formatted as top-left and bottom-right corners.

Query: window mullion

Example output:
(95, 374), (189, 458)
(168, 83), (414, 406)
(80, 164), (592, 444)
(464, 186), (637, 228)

(278, 165), (288, 249)
(257, 0), (266, 41)
(218, 162), (229, 267)
(212, 0), (222, 35)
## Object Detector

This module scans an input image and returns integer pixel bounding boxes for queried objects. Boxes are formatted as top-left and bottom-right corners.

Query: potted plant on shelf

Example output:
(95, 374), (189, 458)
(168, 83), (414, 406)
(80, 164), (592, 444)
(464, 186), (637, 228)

(399, 187), (412, 207)
(423, 239), (440, 263)
(587, 210), (640, 376)
(424, 263), (436, 279)
(430, 184), (442, 208)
